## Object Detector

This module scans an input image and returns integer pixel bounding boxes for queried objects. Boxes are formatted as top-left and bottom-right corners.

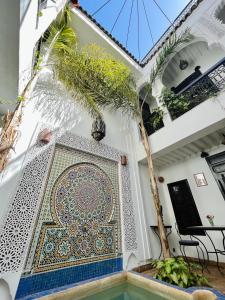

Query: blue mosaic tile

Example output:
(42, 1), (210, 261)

(17, 270), (225, 300)
(16, 257), (122, 299)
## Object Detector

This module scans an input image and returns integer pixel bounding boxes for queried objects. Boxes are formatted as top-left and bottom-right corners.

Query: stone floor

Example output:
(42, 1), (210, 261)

(142, 264), (225, 295)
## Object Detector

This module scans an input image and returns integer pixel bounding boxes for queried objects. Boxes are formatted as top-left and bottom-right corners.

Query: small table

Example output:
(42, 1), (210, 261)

(186, 225), (225, 272)
(150, 225), (172, 259)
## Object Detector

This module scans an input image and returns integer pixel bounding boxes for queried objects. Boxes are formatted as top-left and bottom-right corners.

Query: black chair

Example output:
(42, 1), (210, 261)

(175, 223), (208, 272)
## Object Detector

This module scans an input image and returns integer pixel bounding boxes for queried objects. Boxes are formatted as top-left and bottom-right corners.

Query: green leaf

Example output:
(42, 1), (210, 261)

(170, 272), (179, 284)
(151, 258), (208, 288)
(181, 272), (188, 286)
(165, 264), (172, 274)
(17, 95), (25, 102)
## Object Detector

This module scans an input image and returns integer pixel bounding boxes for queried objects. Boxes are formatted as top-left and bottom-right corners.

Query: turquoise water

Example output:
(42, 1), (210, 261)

(80, 283), (167, 300)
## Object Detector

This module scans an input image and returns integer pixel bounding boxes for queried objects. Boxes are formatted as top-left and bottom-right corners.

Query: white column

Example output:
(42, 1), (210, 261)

(152, 78), (173, 128)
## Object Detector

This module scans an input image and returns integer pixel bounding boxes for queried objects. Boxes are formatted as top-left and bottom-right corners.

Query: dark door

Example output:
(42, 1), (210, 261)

(168, 179), (203, 235)
(207, 151), (225, 201)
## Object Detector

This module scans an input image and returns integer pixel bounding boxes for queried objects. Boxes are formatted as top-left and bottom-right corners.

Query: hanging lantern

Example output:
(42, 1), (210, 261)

(179, 59), (189, 70)
(91, 118), (106, 141)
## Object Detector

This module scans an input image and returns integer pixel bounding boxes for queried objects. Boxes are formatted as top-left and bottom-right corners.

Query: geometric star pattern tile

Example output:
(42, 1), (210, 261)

(0, 130), (137, 275)
(26, 145), (121, 273)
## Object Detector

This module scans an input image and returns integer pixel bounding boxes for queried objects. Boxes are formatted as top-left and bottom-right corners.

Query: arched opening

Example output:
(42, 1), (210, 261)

(160, 40), (225, 119)
(162, 41), (225, 92)
(139, 84), (164, 136)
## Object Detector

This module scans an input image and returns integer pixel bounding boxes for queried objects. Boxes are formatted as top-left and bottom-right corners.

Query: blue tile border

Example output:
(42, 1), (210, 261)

(17, 272), (123, 300)
(16, 267), (225, 300)
(16, 257), (122, 299)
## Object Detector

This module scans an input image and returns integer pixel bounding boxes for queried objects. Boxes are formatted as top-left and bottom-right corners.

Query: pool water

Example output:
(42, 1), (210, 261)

(80, 283), (167, 300)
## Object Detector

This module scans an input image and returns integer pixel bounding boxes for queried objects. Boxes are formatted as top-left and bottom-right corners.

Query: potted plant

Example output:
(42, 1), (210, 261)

(206, 215), (214, 226)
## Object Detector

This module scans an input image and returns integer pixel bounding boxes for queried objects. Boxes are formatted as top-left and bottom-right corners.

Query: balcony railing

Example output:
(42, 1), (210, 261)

(168, 57), (225, 119)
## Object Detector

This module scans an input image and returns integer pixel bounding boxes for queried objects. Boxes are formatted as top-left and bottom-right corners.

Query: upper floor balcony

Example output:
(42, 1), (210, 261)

(137, 50), (225, 163)
(163, 56), (225, 120)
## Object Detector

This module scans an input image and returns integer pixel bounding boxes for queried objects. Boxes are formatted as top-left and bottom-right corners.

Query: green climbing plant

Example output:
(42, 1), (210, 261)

(160, 87), (190, 120)
(150, 107), (164, 130)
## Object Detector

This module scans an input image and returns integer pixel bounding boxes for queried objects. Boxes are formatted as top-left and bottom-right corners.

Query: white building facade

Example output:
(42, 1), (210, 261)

(0, 0), (225, 299)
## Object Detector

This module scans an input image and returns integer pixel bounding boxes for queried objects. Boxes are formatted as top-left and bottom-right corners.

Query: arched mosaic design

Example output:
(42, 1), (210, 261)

(53, 163), (114, 227)
(32, 161), (119, 272)
(0, 131), (137, 275)
(26, 145), (121, 273)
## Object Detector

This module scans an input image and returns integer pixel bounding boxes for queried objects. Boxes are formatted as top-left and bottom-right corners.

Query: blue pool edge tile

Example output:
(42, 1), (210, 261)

(16, 257), (123, 299)
(130, 271), (225, 300)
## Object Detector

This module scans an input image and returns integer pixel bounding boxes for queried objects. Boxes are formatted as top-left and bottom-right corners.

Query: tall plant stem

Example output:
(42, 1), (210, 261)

(0, 23), (67, 172)
(0, 72), (36, 171)
(140, 119), (170, 259)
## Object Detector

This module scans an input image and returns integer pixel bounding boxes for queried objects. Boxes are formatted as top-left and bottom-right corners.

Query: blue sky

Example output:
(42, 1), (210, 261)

(79, 0), (190, 60)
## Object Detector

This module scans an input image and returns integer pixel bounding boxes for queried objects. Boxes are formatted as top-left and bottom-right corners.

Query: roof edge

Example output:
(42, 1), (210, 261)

(76, 6), (141, 66)
(75, 0), (204, 68)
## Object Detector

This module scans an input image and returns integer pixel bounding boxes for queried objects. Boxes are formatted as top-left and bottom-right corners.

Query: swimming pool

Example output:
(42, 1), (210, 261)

(38, 272), (218, 300)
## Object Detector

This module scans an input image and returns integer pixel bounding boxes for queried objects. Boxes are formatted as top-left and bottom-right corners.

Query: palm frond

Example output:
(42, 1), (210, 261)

(44, 23), (76, 57)
(51, 43), (139, 119)
(150, 29), (193, 84)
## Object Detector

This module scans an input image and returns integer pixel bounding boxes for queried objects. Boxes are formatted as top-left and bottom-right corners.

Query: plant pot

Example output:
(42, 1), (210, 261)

(208, 219), (214, 226)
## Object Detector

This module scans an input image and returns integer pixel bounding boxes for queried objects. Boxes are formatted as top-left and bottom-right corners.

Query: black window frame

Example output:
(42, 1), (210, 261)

(206, 150), (225, 201)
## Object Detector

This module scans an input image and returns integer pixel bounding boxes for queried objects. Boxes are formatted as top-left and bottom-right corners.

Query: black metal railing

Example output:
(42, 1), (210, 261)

(169, 57), (225, 119)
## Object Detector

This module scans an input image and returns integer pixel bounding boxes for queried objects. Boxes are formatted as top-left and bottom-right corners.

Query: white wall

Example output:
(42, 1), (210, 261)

(19, 0), (67, 94)
(135, 0), (225, 163)
(162, 41), (225, 89)
(0, 70), (150, 298)
(1, 0), (225, 298)
(138, 163), (172, 259)
(157, 145), (225, 262)
(135, 94), (225, 162)
(0, 4), (146, 297)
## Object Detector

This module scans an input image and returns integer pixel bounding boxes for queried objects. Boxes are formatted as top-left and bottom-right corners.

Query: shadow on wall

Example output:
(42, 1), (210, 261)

(32, 70), (83, 131)
(0, 279), (12, 300)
